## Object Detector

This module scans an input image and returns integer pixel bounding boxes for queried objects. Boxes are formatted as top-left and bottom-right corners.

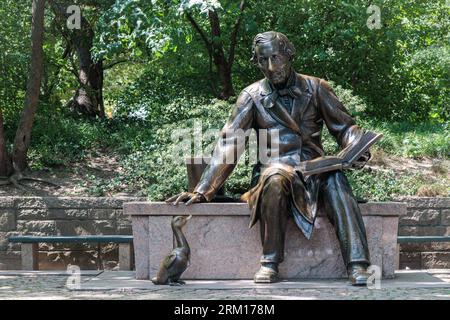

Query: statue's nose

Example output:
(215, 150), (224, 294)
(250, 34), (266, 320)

(268, 58), (276, 72)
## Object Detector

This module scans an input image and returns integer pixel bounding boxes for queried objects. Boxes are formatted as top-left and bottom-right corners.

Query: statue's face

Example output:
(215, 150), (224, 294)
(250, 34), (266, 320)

(255, 40), (292, 85)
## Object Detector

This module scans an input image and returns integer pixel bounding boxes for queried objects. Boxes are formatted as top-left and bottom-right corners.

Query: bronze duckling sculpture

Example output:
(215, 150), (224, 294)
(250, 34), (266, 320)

(151, 215), (192, 285)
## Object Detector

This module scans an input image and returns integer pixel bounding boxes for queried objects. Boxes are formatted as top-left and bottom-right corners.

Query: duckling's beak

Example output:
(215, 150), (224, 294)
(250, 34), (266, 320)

(186, 215), (192, 220)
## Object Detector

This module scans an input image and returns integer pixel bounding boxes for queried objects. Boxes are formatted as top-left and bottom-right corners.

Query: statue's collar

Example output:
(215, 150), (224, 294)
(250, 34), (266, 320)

(259, 71), (310, 109)
(259, 70), (309, 98)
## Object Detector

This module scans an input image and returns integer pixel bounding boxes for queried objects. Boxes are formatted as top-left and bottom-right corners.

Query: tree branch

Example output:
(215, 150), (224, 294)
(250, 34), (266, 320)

(208, 9), (222, 39)
(62, 42), (72, 59)
(185, 11), (212, 55)
(103, 59), (129, 70)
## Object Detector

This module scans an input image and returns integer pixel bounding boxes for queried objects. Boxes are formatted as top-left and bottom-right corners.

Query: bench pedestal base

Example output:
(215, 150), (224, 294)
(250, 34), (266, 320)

(125, 202), (406, 280)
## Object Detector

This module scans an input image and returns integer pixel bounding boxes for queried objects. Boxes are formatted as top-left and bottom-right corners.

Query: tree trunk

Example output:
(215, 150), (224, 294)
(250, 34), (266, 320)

(70, 24), (104, 117)
(216, 62), (234, 100)
(0, 109), (12, 176)
(12, 0), (46, 172)
(50, 1), (104, 117)
(208, 10), (235, 100)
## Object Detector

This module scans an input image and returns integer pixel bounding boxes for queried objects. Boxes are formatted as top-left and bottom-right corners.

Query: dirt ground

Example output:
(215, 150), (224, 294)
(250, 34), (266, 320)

(0, 153), (137, 197)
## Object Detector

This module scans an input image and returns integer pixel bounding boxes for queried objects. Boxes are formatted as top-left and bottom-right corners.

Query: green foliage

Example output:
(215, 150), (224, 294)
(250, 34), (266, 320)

(1, 0), (448, 201)
(93, 0), (175, 61)
(347, 168), (427, 201)
(116, 98), (233, 199)
(0, 1), (32, 121)
(399, 46), (450, 122)
(357, 119), (449, 159)
(112, 65), (213, 124)
(27, 106), (112, 169)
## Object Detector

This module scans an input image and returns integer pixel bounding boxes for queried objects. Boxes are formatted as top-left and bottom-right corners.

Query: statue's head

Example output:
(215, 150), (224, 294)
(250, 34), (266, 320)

(251, 31), (295, 86)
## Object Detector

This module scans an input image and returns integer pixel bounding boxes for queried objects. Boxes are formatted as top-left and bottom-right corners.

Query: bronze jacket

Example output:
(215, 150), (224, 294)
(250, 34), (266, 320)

(194, 71), (365, 238)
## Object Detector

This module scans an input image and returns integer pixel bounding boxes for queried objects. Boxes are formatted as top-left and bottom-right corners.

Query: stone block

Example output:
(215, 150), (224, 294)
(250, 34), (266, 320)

(16, 220), (56, 234)
(16, 198), (48, 209)
(131, 216), (150, 279)
(116, 220), (132, 235)
(0, 251), (21, 270)
(114, 209), (125, 219)
(3, 231), (21, 251)
(13, 197), (143, 211)
(0, 232), (8, 251)
(421, 252), (450, 269)
(127, 202), (404, 280)
(399, 226), (450, 237)
(0, 197), (15, 208)
(182, 215), (262, 279)
(148, 216), (173, 280)
(396, 197), (450, 209)
(54, 220), (116, 236)
(42, 197), (144, 209)
(400, 209), (441, 226)
(17, 209), (48, 220)
(48, 209), (88, 220)
(400, 242), (450, 252)
(88, 208), (117, 220)
(46, 208), (116, 220)
(0, 210), (16, 232)
(381, 216), (400, 278)
(441, 209), (450, 226)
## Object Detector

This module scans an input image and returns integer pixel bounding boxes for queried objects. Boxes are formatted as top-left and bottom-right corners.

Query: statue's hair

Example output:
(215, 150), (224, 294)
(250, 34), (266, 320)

(251, 31), (296, 64)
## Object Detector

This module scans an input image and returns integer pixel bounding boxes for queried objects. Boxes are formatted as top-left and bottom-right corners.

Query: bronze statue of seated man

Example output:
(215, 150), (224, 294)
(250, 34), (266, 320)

(167, 31), (371, 285)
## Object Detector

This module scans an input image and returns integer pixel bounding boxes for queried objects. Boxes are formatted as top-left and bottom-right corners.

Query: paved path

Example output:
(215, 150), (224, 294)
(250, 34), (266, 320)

(0, 270), (449, 300)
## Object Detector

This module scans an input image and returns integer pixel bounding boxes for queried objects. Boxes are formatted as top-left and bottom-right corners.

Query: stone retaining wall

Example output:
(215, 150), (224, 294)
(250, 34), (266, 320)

(397, 197), (450, 269)
(0, 196), (449, 270)
(0, 197), (144, 270)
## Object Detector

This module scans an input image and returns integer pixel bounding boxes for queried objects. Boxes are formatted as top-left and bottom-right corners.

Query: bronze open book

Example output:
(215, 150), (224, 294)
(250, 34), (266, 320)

(296, 131), (383, 176)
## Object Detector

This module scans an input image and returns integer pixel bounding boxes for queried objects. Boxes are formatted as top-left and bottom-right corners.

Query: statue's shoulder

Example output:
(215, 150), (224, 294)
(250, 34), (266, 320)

(296, 73), (322, 93)
(241, 79), (265, 98)
(297, 74), (336, 94)
(233, 80), (262, 108)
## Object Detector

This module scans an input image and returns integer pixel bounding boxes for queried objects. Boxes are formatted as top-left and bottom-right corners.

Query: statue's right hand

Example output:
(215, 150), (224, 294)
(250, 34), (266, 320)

(165, 192), (206, 206)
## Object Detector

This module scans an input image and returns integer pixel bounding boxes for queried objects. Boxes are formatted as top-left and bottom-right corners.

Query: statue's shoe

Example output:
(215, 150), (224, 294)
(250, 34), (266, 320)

(348, 264), (371, 286)
(254, 265), (279, 283)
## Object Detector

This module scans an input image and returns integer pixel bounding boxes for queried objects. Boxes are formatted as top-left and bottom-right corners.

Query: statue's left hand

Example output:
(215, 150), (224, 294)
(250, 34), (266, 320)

(165, 192), (206, 206)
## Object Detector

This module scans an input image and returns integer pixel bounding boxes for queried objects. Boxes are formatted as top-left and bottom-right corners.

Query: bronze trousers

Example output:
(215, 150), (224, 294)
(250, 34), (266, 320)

(258, 170), (370, 268)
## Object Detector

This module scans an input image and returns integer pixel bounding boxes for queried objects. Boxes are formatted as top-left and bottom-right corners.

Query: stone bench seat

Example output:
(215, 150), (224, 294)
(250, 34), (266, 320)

(125, 202), (406, 280)
(8, 235), (133, 271)
(397, 236), (450, 243)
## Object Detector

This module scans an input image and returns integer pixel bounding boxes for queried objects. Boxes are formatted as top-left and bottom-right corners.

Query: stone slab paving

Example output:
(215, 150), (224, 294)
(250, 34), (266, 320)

(0, 270), (449, 300)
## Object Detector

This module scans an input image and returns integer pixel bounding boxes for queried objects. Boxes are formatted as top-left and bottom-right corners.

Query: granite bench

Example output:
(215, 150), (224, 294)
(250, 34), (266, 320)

(8, 235), (134, 271)
(124, 202), (406, 280)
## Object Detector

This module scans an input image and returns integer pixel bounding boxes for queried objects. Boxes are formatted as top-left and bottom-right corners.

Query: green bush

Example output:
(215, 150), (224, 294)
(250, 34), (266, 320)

(347, 167), (449, 201)
(27, 106), (112, 169)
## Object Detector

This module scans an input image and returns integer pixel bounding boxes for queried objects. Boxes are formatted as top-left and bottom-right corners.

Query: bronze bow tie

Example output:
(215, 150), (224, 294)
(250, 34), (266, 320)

(276, 86), (302, 98)
(263, 86), (302, 108)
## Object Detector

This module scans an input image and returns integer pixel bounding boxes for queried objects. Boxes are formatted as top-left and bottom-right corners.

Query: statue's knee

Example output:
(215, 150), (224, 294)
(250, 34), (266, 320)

(264, 174), (290, 193)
